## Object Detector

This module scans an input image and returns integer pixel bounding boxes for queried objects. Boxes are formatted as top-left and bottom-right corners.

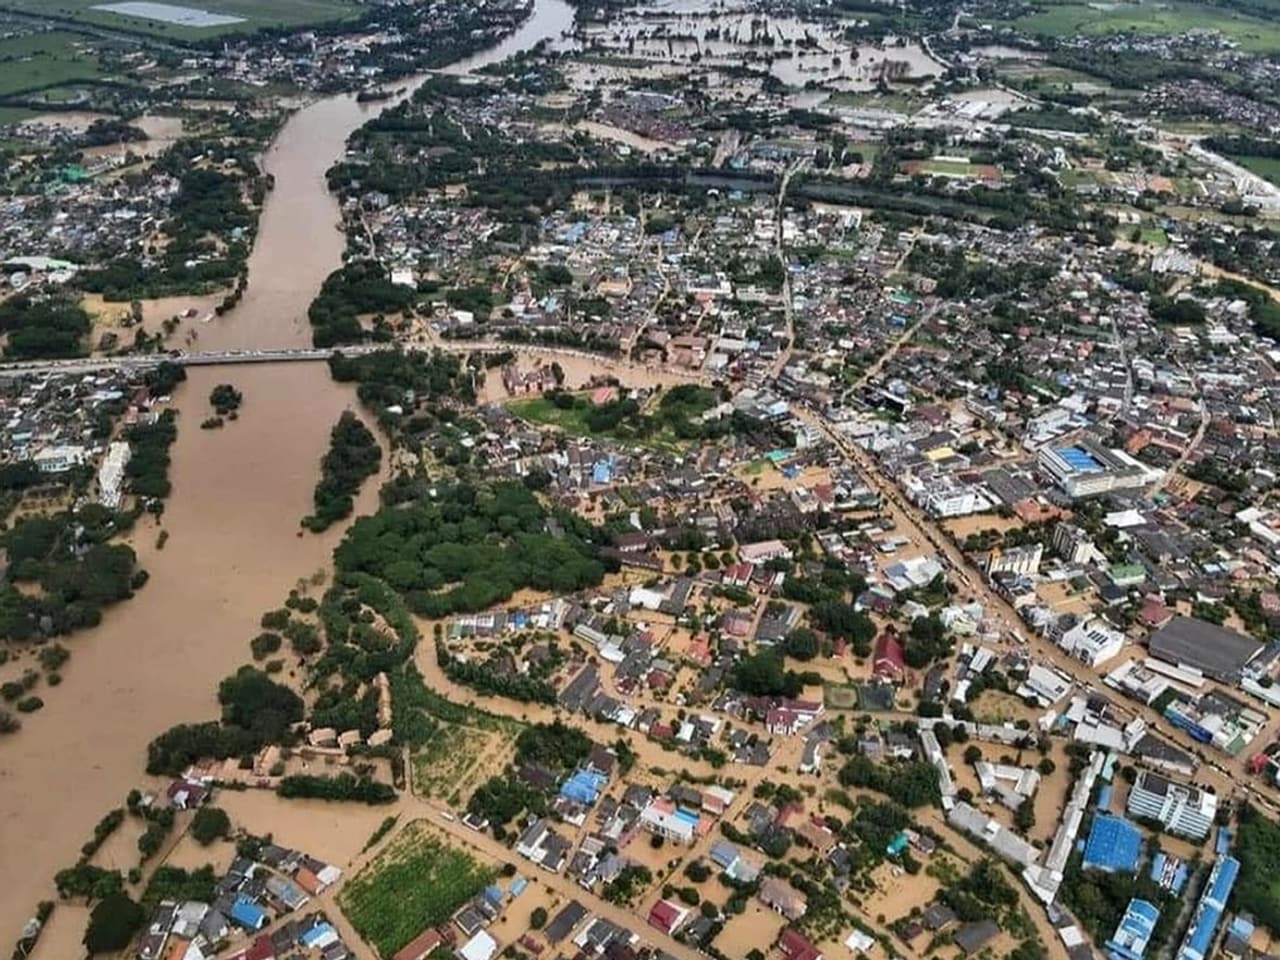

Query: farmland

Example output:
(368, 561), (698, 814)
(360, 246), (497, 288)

(338, 821), (495, 958)
(0, 31), (115, 97)
(0, 0), (360, 39)
(411, 721), (510, 804)
(995, 1), (1280, 53)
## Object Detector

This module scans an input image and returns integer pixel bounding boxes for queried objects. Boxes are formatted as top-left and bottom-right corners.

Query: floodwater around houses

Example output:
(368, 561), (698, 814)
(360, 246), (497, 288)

(0, 0), (580, 946)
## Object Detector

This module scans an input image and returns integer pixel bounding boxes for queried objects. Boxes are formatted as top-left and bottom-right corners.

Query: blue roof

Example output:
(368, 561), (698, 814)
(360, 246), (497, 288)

(1083, 815), (1143, 873)
(1096, 784), (1113, 811)
(484, 885), (504, 905)
(300, 923), (335, 947)
(509, 877), (529, 898)
(1056, 445), (1103, 473)
(560, 769), (607, 805)
(886, 832), (909, 856)
(229, 897), (267, 930)
(674, 807), (701, 826)
(1106, 899), (1160, 960)
(1177, 857), (1240, 960)
(1216, 827), (1232, 856)
(710, 840), (739, 868)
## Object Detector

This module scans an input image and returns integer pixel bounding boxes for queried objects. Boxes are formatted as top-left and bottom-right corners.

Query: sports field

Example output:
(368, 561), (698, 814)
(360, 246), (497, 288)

(1001, 1), (1280, 53)
(0, 0), (359, 38)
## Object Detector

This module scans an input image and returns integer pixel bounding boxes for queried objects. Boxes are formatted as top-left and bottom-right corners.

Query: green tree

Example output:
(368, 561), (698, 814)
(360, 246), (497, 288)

(83, 892), (145, 954)
(190, 806), (231, 846)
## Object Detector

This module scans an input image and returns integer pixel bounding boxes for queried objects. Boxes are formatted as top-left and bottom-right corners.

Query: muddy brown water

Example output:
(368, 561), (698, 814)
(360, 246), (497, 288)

(0, 0), (577, 945)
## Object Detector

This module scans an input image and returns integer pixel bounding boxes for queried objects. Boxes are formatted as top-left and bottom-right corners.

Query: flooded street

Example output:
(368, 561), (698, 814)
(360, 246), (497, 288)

(0, 0), (579, 946)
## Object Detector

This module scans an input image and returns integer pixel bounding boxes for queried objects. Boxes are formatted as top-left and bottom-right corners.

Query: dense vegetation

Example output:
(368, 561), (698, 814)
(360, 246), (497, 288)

(82, 141), (263, 300)
(0, 295), (91, 358)
(329, 348), (476, 431)
(278, 773), (396, 804)
(732, 650), (813, 698)
(124, 410), (178, 500)
(82, 892), (144, 954)
(0, 506), (142, 641)
(335, 481), (607, 617)
(209, 384), (242, 416)
(837, 755), (941, 808)
(308, 261), (416, 347)
(145, 666), (303, 774)
(1235, 804), (1280, 933)
(305, 412), (382, 532)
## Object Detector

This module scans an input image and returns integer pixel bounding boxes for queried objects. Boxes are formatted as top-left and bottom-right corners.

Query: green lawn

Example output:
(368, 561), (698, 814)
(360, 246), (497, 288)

(1232, 154), (1280, 188)
(0, 31), (112, 97)
(1004, 1), (1280, 53)
(0, 0), (360, 39)
(506, 393), (595, 434)
(1138, 226), (1169, 248)
(338, 822), (494, 959)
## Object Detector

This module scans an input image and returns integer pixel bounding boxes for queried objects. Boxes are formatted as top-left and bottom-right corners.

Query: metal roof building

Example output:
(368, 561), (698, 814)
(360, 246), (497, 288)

(1148, 617), (1263, 682)
(1082, 815), (1143, 873)
(1105, 899), (1159, 960)
(1176, 856), (1240, 960)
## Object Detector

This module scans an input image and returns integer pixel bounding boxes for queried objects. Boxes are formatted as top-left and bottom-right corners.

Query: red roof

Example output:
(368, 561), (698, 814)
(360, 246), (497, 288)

(393, 930), (443, 960)
(648, 900), (684, 934)
(245, 936), (275, 960)
(873, 631), (906, 677)
(778, 928), (822, 960)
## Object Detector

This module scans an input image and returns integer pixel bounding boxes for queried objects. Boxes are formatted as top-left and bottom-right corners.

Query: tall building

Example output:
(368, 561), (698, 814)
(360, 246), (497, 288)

(1126, 771), (1216, 841)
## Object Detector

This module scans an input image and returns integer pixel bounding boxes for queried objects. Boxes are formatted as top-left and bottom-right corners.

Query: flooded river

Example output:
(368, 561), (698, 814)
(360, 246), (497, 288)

(0, 0), (577, 947)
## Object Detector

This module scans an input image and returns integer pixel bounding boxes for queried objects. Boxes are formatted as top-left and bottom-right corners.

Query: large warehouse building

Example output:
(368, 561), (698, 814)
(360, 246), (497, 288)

(1148, 616), (1264, 683)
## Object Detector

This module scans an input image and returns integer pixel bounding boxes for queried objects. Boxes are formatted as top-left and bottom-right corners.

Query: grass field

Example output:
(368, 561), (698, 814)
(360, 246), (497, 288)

(411, 722), (508, 804)
(1004, 1), (1280, 53)
(1138, 226), (1169, 247)
(1232, 154), (1280, 187)
(338, 822), (495, 959)
(1, 0), (359, 39)
(506, 394), (595, 434)
(505, 392), (687, 452)
(0, 31), (112, 97)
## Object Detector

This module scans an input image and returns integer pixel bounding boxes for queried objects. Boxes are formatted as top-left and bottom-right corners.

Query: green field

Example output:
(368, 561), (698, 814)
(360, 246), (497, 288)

(411, 721), (507, 803)
(1233, 154), (1280, 187)
(506, 393), (596, 434)
(338, 822), (495, 959)
(919, 158), (983, 177)
(1138, 226), (1169, 247)
(0, 0), (360, 39)
(1002, 1), (1280, 52)
(0, 31), (113, 97)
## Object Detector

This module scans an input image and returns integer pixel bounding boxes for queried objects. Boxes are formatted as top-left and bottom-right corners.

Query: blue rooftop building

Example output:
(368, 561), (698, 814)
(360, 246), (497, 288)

(1176, 856), (1240, 960)
(229, 897), (268, 931)
(1083, 815), (1143, 873)
(1105, 899), (1160, 960)
(559, 769), (607, 805)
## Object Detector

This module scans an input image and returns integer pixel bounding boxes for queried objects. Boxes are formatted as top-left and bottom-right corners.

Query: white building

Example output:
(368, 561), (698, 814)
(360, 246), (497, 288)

(32, 443), (87, 473)
(97, 441), (132, 509)
(1126, 771), (1216, 841)
(1038, 441), (1161, 499)
(988, 543), (1043, 578)
(1058, 619), (1126, 668)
